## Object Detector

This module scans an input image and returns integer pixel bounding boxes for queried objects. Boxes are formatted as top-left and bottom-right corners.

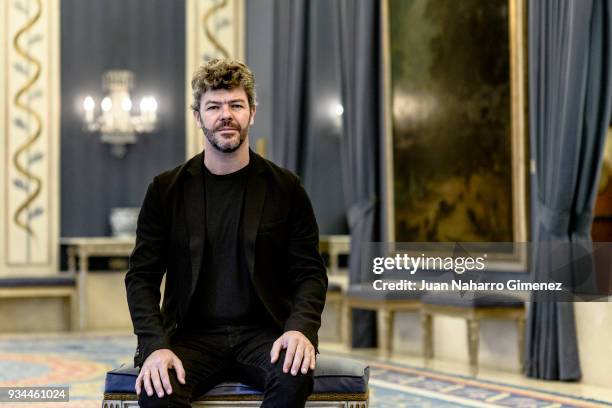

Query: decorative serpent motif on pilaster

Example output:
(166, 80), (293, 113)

(202, 0), (230, 60)
(11, 0), (44, 237)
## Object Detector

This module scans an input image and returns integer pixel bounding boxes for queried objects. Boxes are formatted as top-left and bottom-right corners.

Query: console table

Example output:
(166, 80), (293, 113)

(61, 237), (135, 330)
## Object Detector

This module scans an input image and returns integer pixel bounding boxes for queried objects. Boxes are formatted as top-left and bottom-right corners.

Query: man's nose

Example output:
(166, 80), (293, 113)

(220, 104), (232, 119)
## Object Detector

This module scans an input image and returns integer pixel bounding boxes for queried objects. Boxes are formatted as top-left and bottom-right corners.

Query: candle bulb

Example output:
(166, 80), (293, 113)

(83, 96), (95, 123)
(149, 97), (158, 123)
(140, 97), (158, 124)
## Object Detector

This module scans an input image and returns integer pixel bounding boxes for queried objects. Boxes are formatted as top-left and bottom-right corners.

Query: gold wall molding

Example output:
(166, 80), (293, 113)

(1, 0), (60, 275)
(185, 0), (245, 158)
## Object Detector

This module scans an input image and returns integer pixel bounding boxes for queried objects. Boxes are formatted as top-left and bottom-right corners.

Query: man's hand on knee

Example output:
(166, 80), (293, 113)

(270, 330), (316, 376)
(135, 349), (186, 398)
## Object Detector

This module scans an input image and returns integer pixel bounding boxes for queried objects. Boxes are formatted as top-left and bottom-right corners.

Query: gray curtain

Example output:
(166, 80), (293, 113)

(270, 0), (308, 173)
(526, 0), (612, 380)
(257, 0), (349, 234)
(336, 0), (383, 347)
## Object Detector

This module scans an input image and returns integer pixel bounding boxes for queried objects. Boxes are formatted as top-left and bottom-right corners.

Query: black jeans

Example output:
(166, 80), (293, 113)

(138, 325), (314, 408)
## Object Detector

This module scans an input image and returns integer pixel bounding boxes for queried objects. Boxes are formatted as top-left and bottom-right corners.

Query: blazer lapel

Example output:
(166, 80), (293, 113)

(243, 150), (267, 278)
(184, 152), (205, 298)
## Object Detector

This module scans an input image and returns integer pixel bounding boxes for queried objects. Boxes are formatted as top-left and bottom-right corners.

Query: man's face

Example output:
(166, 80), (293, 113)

(194, 87), (255, 153)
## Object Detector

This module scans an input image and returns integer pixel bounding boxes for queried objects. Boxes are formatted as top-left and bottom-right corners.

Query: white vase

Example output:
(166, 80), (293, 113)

(110, 207), (139, 237)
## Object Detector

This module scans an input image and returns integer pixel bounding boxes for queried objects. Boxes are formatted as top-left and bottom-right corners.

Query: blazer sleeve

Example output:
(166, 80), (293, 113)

(125, 177), (170, 367)
(283, 177), (328, 346)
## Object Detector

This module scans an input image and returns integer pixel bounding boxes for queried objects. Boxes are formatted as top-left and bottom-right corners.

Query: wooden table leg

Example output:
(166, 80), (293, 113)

(67, 245), (79, 331)
(329, 248), (339, 276)
(77, 247), (88, 331)
(467, 318), (480, 376)
(342, 301), (352, 349)
(421, 312), (433, 366)
(517, 316), (526, 373)
(69, 289), (78, 331)
(67, 246), (77, 273)
(378, 308), (393, 357)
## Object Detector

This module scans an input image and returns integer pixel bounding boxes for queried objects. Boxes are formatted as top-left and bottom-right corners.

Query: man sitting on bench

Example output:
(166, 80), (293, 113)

(125, 58), (328, 408)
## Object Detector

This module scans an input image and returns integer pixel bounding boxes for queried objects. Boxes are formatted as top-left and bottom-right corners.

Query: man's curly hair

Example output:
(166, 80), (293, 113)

(190, 58), (257, 112)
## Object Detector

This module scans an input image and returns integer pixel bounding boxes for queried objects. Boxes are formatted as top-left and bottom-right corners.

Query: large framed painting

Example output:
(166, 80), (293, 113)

(383, 0), (529, 244)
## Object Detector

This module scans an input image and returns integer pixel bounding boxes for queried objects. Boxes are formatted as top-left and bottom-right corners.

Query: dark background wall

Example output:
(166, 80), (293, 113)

(61, 0), (186, 237)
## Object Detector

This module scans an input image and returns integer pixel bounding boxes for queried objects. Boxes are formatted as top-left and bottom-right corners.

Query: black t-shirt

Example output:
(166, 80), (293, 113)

(182, 161), (271, 329)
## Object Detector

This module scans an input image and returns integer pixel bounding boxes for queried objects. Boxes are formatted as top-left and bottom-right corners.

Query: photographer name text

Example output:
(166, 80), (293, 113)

(372, 279), (563, 291)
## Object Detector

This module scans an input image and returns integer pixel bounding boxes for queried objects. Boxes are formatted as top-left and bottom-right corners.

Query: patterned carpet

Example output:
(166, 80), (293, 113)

(0, 334), (609, 408)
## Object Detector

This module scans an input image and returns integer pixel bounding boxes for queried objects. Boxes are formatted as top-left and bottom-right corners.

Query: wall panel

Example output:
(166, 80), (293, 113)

(1, 0), (60, 276)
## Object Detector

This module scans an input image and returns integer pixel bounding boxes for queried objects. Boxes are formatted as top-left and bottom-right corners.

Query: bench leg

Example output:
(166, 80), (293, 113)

(336, 297), (344, 345)
(467, 318), (480, 376)
(377, 309), (393, 357)
(343, 301), (352, 349)
(517, 316), (526, 373)
(421, 312), (433, 366)
(69, 291), (78, 331)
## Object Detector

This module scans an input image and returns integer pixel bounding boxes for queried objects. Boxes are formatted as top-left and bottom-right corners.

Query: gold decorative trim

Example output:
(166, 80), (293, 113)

(202, 0), (230, 59)
(103, 391), (369, 402)
(381, 0), (394, 243)
(11, 0), (43, 237)
(508, 0), (529, 243)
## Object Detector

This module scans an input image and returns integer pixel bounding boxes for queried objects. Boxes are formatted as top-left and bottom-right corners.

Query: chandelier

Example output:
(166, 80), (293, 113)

(82, 70), (158, 157)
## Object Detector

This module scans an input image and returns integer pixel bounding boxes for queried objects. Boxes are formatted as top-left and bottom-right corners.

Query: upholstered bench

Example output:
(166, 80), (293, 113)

(344, 282), (422, 355)
(421, 291), (525, 376)
(103, 354), (369, 407)
(0, 276), (77, 330)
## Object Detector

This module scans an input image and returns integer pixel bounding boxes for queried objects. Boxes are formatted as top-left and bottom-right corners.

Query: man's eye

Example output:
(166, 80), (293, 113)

(232, 104), (243, 109)
(207, 106), (219, 110)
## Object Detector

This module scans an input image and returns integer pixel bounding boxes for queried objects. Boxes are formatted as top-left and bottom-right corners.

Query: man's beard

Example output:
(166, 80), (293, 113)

(203, 117), (249, 153)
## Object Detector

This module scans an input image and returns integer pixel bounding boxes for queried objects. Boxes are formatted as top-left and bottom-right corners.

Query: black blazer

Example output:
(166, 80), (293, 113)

(125, 150), (328, 367)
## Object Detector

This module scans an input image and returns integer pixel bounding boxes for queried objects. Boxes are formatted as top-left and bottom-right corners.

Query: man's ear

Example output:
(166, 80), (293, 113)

(193, 110), (203, 128)
(249, 106), (257, 126)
